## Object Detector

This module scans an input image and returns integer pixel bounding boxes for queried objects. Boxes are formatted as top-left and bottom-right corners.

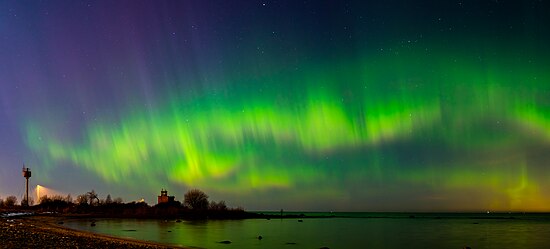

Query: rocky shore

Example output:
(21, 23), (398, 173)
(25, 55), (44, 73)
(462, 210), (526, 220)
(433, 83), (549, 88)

(0, 215), (187, 249)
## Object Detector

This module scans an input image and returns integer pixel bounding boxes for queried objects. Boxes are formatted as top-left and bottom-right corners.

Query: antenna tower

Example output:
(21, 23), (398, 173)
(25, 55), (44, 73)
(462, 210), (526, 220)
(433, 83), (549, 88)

(22, 166), (31, 206)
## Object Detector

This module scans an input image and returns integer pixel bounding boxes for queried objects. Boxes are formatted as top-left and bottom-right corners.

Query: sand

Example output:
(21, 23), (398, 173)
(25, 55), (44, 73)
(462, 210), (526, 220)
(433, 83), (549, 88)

(0, 215), (189, 249)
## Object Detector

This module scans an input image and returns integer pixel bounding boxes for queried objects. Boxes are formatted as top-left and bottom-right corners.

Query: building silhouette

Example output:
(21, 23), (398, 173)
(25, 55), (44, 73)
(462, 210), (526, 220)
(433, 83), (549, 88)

(157, 189), (175, 204)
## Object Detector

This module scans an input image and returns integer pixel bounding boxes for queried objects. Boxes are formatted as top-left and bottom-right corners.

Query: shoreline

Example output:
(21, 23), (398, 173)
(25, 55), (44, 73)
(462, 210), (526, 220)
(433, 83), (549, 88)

(0, 214), (191, 249)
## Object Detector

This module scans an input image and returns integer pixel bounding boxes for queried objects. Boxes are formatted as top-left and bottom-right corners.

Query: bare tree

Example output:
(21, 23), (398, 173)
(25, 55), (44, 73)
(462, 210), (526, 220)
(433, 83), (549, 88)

(113, 197), (123, 204)
(5, 196), (17, 207)
(65, 194), (73, 203)
(184, 189), (209, 210)
(209, 200), (227, 211)
(22, 197), (34, 206)
(87, 190), (99, 206)
(40, 195), (51, 204)
(76, 194), (89, 205)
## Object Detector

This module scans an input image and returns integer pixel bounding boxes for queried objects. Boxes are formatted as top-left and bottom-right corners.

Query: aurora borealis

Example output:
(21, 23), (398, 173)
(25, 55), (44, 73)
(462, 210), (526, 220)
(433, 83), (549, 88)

(1, 1), (550, 211)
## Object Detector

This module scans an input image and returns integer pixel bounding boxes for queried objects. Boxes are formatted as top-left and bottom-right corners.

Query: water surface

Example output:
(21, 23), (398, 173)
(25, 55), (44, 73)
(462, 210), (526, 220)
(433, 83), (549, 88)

(64, 213), (550, 249)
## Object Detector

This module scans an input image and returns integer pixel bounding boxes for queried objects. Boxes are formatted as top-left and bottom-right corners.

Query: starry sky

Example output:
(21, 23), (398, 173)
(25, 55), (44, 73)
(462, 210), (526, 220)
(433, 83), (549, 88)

(1, 1), (550, 211)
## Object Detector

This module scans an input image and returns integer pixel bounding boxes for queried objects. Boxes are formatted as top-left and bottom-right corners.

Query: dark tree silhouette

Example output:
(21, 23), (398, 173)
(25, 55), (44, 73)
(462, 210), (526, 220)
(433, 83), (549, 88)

(209, 200), (227, 211)
(21, 197), (34, 206)
(87, 190), (99, 206)
(5, 196), (17, 207)
(76, 194), (89, 205)
(184, 189), (209, 210)
(39, 195), (51, 204)
(105, 194), (112, 204)
(65, 194), (73, 203)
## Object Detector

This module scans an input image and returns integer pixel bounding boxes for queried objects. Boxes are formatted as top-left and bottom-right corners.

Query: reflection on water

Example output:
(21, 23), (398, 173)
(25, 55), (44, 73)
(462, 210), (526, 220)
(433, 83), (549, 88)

(64, 213), (550, 249)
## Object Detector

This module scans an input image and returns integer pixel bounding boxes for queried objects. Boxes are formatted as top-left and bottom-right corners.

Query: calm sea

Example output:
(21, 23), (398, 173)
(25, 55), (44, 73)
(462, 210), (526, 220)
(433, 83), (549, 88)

(63, 212), (550, 249)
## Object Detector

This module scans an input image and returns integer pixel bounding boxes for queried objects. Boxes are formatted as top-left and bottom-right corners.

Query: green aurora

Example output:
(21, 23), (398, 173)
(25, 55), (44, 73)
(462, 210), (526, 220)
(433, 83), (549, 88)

(26, 47), (550, 211)
(2, 1), (550, 211)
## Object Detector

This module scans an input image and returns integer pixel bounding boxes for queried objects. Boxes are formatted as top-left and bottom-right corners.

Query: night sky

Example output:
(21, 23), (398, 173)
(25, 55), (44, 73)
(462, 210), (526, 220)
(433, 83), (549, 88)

(1, 1), (550, 211)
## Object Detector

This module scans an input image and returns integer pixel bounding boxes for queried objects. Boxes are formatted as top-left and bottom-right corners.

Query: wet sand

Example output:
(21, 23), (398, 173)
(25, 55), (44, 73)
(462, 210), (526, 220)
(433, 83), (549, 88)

(0, 215), (189, 249)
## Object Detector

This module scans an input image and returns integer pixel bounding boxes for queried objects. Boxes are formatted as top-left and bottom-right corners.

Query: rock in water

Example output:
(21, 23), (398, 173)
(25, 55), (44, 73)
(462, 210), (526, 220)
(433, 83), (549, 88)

(258, 235), (263, 240)
(218, 240), (232, 244)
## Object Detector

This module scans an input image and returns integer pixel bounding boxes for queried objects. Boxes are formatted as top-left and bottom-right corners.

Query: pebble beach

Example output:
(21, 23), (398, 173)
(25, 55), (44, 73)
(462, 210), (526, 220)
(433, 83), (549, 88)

(0, 215), (186, 249)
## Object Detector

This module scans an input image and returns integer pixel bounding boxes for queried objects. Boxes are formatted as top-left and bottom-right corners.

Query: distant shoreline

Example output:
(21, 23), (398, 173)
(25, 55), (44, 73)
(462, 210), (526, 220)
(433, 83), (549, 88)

(258, 211), (550, 220)
(4, 208), (550, 220)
